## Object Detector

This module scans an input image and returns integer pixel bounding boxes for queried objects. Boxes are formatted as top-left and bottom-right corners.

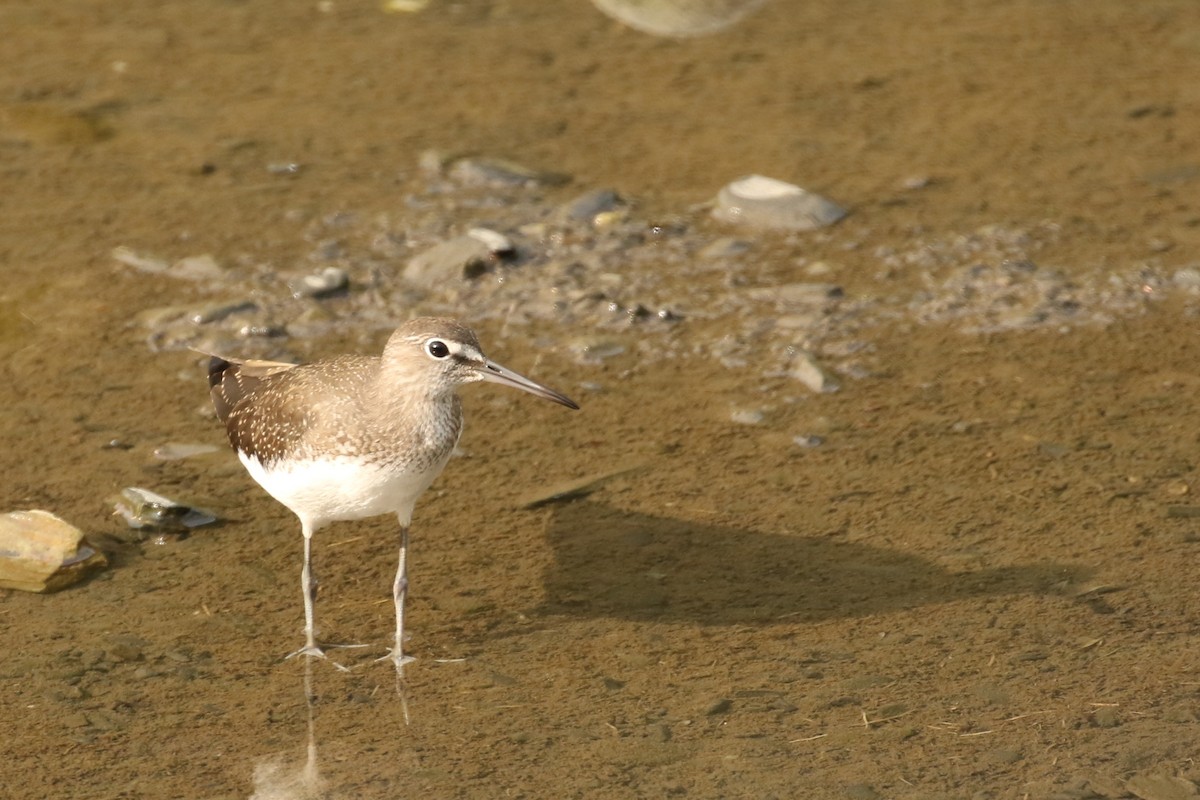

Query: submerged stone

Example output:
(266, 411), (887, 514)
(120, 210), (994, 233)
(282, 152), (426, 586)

(111, 487), (218, 532)
(712, 175), (846, 231)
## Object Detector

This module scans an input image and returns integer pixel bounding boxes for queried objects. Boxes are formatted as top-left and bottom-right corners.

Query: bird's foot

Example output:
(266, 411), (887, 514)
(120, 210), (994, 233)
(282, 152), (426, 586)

(286, 643), (352, 673)
(377, 649), (417, 671)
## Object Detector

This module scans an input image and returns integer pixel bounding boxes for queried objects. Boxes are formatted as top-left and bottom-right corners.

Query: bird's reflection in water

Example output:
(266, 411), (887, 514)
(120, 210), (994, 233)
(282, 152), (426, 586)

(247, 660), (411, 800)
(248, 660), (324, 800)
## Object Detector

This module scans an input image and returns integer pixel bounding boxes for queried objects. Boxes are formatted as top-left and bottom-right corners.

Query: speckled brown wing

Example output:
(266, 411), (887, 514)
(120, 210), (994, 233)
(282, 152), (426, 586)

(207, 356), (296, 422)
(207, 356), (303, 463)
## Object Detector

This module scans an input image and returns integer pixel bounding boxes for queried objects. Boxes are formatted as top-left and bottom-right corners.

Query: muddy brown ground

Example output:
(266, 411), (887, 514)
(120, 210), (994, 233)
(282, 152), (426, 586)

(3, 1), (1200, 798)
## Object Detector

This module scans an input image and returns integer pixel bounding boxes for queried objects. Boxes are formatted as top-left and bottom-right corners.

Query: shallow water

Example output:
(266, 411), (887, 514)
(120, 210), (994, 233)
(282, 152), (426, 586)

(3, 1), (1200, 797)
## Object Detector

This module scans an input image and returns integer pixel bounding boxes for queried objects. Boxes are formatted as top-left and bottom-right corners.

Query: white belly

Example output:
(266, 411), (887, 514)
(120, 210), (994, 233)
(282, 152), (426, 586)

(240, 451), (448, 529)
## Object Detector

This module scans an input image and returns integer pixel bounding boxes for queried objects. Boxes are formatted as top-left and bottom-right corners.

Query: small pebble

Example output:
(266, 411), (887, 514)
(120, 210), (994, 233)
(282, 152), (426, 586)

(288, 267), (348, 299)
(153, 442), (220, 461)
(190, 300), (257, 325)
(730, 408), (765, 425)
(266, 161), (302, 175)
(787, 351), (840, 394)
(238, 323), (286, 338)
(560, 188), (624, 223)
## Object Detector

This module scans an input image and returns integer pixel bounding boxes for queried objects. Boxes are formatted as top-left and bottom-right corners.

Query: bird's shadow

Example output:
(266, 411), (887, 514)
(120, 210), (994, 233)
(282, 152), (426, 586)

(537, 502), (1087, 625)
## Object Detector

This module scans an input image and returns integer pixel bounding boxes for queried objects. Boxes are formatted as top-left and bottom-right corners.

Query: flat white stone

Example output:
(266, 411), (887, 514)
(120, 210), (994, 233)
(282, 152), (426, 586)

(713, 174), (847, 231)
(726, 175), (804, 201)
(466, 227), (514, 253)
(591, 0), (769, 38)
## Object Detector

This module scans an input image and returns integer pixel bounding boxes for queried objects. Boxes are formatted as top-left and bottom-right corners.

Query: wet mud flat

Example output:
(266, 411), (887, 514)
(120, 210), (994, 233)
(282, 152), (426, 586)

(7, 302), (1200, 800)
(3, 1), (1200, 798)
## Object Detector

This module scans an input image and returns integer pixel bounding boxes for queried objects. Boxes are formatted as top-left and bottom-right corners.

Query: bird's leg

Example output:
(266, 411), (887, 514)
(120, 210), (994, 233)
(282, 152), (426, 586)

(300, 522), (319, 652)
(380, 522), (416, 671)
(287, 520), (350, 672)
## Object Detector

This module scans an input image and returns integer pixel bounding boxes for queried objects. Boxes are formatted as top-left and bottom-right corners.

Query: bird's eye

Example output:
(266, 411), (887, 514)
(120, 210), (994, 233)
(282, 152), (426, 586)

(426, 339), (451, 359)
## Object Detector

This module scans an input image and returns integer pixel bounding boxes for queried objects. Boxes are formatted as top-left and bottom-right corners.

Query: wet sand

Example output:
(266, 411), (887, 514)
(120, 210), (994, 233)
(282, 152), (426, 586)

(3, 1), (1200, 797)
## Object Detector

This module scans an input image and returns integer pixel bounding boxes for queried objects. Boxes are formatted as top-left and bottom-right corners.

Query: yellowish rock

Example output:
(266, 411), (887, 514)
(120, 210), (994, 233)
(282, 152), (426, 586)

(0, 510), (107, 593)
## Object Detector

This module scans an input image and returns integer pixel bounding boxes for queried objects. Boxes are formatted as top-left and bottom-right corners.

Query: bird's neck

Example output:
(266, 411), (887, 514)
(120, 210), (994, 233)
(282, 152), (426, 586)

(368, 369), (461, 438)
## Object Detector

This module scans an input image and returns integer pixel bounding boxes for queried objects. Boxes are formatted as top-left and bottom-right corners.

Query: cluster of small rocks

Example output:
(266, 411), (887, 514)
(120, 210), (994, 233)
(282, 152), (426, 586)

(120, 155), (1200, 394)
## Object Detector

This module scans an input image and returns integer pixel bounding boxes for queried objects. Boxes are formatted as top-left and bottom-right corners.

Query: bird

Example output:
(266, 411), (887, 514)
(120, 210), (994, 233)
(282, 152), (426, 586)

(206, 317), (578, 670)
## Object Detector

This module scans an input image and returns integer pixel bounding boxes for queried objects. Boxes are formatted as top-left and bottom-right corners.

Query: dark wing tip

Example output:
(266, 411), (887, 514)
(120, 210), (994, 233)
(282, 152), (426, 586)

(207, 356), (233, 390)
(207, 357), (241, 426)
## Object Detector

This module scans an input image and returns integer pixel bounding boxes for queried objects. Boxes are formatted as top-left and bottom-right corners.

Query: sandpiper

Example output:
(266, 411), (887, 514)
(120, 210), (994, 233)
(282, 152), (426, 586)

(206, 317), (578, 669)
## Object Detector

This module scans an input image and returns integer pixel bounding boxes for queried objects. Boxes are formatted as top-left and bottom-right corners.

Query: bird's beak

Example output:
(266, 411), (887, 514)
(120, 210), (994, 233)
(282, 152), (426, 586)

(478, 359), (579, 410)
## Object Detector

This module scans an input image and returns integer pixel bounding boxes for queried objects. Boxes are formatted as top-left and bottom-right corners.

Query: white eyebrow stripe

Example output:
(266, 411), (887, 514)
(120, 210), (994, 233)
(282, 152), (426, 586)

(455, 343), (483, 360)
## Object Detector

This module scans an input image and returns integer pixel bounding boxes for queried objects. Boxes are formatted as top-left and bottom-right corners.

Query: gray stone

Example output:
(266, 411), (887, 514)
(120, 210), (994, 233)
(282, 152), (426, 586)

(712, 175), (847, 231)
(560, 188), (624, 222)
(787, 351), (840, 394)
(404, 230), (514, 289)
(288, 266), (348, 299)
